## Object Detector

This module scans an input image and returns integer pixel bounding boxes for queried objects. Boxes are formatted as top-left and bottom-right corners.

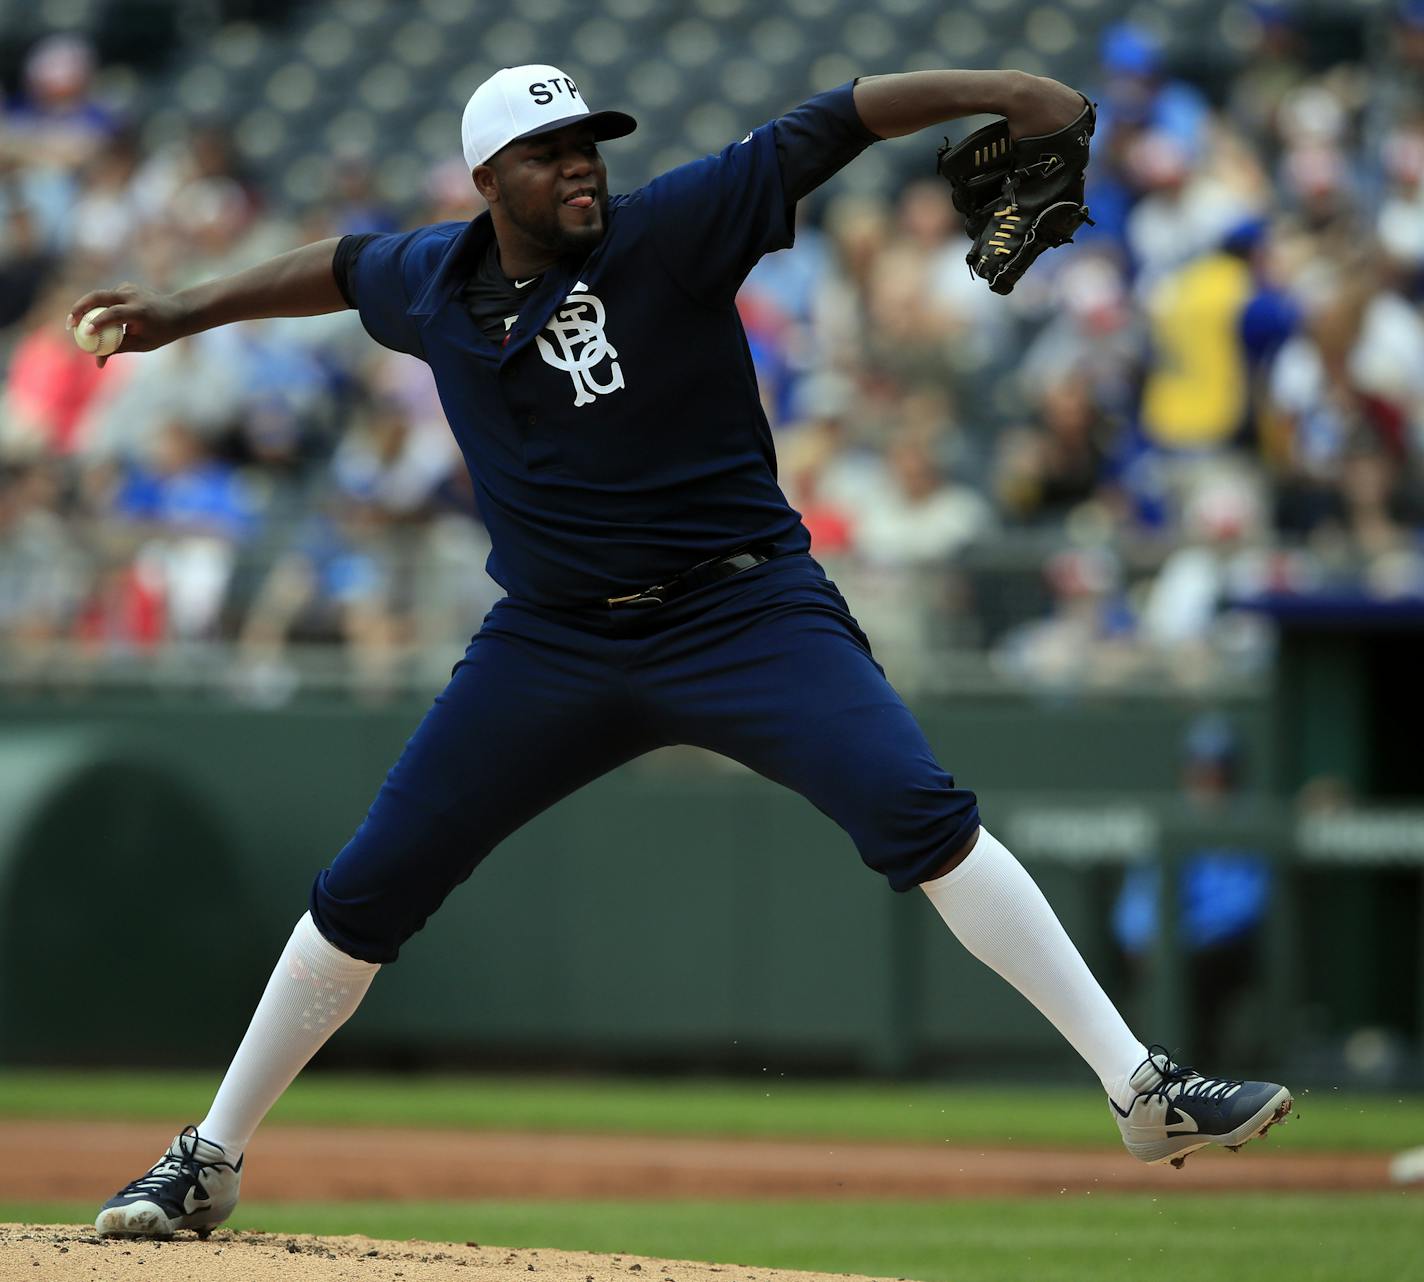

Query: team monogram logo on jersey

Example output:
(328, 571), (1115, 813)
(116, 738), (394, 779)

(536, 281), (624, 407)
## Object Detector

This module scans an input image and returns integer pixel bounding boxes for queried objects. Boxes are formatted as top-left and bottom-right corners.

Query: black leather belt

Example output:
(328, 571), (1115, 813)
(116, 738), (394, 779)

(605, 544), (775, 610)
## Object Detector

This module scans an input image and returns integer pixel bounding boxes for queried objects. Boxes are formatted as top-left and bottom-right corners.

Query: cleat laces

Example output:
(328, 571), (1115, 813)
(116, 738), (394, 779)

(1140, 1044), (1243, 1106)
(116, 1127), (215, 1200)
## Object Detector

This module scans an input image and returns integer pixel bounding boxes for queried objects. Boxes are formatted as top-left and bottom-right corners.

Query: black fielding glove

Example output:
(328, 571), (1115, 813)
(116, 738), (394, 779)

(936, 98), (1097, 295)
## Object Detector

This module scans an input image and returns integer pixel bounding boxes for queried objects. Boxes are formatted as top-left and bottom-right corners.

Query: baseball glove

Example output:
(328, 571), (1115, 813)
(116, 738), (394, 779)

(936, 98), (1096, 295)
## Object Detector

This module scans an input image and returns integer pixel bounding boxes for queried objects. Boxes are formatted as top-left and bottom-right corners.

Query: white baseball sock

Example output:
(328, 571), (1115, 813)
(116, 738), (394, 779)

(197, 912), (378, 1158)
(920, 828), (1147, 1110)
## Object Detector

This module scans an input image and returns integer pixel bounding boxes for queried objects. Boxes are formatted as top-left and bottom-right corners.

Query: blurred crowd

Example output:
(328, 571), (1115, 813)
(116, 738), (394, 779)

(2, 4), (1423, 697)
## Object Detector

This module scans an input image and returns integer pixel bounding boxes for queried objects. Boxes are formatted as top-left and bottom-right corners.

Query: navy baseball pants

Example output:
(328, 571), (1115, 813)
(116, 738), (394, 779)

(311, 553), (980, 962)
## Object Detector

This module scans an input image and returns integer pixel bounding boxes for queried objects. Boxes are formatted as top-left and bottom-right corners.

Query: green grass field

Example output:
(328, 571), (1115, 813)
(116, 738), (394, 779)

(1, 1069), (1419, 1151)
(2, 1071), (1420, 1282)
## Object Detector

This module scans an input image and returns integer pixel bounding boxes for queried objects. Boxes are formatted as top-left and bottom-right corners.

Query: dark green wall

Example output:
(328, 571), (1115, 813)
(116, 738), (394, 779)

(0, 689), (1269, 1072)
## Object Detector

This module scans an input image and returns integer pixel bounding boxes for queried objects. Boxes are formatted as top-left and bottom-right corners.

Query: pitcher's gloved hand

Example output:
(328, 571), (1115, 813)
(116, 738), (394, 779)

(936, 97), (1096, 295)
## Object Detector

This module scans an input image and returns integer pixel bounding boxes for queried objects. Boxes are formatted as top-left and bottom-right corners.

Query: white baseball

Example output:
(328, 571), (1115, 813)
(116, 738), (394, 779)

(74, 306), (124, 357)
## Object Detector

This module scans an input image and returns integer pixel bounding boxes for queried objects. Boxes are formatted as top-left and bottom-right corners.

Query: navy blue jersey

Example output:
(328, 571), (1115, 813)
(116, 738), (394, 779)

(340, 84), (876, 607)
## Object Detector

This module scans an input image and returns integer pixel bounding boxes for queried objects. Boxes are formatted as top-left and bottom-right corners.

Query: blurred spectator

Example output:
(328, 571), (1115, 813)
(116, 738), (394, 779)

(1370, 0), (1424, 124)
(131, 123), (260, 236)
(4, 35), (113, 149)
(810, 193), (892, 379)
(996, 373), (1116, 526)
(168, 175), (263, 282)
(1138, 224), (1261, 451)
(68, 127), (145, 264)
(112, 418), (259, 539)
(1376, 118), (1424, 279)
(1097, 24), (1210, 158)
(856, 428), (995, 567)
(780, 370), (890, 515)
(0, 461), (89, 663)
(0, 185), (56, 330)
(236, 500), (413, 704)
(1140, 466), (1277, 682)
(993, 547), (1141, 688)
(1, 279), (110, 457)
(1083, 23), (1212, 245)
(781, 425), (856, 557)
(106, 419), (261, 641)
(1274, 79), (1358, 230)
(74, 325), (250, 462)
(1123, 127), (1266, 287)
(741, 202), (832, 421)
(1229, 3), (1313, 152)
(895, 179), (1011, 371)
(73, 554), (166, 657)
(1018, 248), (1139, 417)
(1267, 268), (1424, 536)
(327, 146), (400, 236)
(422, 158), (487, 225)
(1112, 715), (1273, 1062)
(332, 396), (458, 517)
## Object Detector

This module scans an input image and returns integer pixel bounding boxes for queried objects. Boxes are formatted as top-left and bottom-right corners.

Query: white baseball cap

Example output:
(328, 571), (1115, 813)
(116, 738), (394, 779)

(461, 64), (637, 170)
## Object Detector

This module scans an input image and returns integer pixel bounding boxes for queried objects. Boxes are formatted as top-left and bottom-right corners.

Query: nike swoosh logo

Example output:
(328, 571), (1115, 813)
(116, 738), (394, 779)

(515, 278), (538, 289)
(1164, 1107), (1198, 1134)
(183, 1186), (213, 1214)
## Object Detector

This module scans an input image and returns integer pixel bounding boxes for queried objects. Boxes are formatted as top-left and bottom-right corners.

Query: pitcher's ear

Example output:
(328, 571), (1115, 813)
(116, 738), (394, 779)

(472, 164), (500, 205)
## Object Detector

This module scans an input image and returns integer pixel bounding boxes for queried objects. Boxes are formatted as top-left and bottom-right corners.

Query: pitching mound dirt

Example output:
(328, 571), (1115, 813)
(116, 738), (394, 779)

(0, 1224), (891, 1282)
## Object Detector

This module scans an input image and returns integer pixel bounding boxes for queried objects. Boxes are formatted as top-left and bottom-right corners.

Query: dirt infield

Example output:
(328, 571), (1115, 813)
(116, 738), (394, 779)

(0, 1119), (1394, 1203)
(0, 1223), (892, 1282)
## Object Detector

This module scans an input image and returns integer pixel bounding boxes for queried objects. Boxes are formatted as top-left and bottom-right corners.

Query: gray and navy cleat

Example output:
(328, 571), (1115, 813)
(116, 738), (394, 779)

(95, 1125), (242, 1238)
(1112, 1045), (1293, 1169)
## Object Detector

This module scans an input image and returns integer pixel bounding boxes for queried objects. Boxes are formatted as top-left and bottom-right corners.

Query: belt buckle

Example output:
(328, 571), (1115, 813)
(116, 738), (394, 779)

(606, 589), (666, 609)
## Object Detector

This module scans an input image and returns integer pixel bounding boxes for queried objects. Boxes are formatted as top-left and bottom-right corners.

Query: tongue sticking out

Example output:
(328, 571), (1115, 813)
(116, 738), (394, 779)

(566, 194), (595, 209)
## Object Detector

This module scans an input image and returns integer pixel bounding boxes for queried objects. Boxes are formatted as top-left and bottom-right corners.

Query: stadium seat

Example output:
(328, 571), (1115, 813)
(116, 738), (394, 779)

(46, 0), (1374, 219)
